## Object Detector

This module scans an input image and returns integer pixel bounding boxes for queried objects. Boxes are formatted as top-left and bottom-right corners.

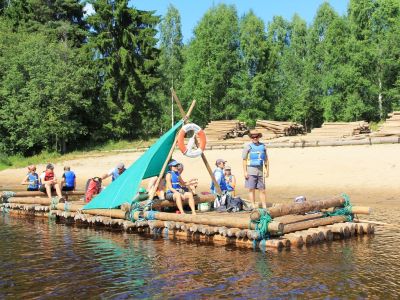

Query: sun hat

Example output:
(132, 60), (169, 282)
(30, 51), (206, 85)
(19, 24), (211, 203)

(116, 162), (125, 169)
(168, 161), (179, 167)
(224, 166), (231, 170)
(216, 159), (227, 166)
(248, 129), (262, 138)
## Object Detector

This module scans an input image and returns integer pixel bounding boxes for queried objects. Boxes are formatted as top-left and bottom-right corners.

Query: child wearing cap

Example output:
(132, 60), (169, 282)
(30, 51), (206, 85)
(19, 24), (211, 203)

(102, 162), (126, 182)
(224, 166), (236, 196)
(165, 160), (196, 214)
(210, 159), (228, 194)
(21, 165), (40, 191)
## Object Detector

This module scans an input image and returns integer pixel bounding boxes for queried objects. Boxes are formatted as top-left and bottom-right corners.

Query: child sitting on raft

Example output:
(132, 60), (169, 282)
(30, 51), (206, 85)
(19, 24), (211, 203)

(21, 165), (40, 191)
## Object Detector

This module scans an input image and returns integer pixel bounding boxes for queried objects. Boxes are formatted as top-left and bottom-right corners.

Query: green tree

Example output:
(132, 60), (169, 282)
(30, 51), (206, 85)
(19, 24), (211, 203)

(180, 4), (240, 125)
(0, 23), (96, 155)
(88, 0), (160, 138)
(158, 4), (183, 128)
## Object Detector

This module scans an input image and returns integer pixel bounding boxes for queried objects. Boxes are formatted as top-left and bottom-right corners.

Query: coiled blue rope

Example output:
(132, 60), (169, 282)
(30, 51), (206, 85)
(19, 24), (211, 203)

(324, 193), (354, 221)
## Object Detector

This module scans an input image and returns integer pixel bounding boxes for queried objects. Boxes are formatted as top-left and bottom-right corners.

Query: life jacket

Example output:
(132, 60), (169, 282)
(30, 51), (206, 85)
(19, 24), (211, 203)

(225, 175), (235, 192)
(211, 168), (227, 193)
(44, 170), (54, 181)
(27, 173), (39, 190)
(167, 171), (181, 193)
(247, 142), (266, 167)
(64, 171), (75, 188)
(111, 168), (125, 181)
(85, 177), (102, 203)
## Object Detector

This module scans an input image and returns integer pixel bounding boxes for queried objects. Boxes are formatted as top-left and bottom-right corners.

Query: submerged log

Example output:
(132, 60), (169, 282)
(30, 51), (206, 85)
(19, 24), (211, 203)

(251, 196), (346, 220)
(283, 215), (348, 234)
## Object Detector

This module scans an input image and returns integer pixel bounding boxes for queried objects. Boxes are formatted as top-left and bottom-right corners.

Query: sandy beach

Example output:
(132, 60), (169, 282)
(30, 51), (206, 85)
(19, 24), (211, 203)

(1, 143), (399, 206)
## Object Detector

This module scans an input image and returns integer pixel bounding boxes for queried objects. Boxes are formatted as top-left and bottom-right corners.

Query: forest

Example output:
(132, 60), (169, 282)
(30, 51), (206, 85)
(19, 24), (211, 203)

(0, 0), (399, 156)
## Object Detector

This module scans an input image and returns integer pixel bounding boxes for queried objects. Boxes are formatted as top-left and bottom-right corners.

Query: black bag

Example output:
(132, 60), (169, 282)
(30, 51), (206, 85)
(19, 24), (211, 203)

(216, 192), (244, 212)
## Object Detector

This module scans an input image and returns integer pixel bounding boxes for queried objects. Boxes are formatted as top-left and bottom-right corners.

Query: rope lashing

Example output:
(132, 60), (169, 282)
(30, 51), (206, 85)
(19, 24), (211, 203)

(146, 210), (156, 221)
(323, 193), (354, 221)
(250, 209), (272, 240)
(64, 201), (71, 212)
(50, 197), (58, 210)
(1, 191), (16, 203)
(128, 202), (144, 222)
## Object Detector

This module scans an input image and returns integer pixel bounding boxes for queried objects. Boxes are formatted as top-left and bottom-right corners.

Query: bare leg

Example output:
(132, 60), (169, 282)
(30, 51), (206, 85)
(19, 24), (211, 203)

(174, 193), (185, 214)
(45, 183), (52, 199)
(54, 183), (62, 198)
(259, 189), (267, 209)
(185, 192), (196, 215)
(248, 189), (256, 206)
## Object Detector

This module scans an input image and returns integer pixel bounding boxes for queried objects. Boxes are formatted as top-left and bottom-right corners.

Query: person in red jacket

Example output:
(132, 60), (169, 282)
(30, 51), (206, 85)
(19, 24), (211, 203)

(39, 164), (63, 201)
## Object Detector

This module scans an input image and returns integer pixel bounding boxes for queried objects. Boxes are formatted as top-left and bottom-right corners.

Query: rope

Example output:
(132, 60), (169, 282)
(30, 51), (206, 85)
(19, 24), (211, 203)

(1, 191), (16, 203)
(323, 193), (354, 221)
(64, 201), (71, 212)
(250, 209), (272, 240)
(146, 210), (156, 221)
(50, 197), (58, 210)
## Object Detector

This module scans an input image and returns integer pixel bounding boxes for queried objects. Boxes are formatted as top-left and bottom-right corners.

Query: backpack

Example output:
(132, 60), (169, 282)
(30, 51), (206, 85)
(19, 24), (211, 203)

(215, 192), (244, 212)
(85, 177), (102, 203)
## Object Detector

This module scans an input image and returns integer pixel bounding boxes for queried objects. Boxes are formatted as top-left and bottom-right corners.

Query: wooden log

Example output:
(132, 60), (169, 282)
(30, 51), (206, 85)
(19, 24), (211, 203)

(283, 215), (347, 234)
(251, 196), (346, 220)
(282, 234), (304, 247)
(7, 197), (84, 205)
(134, 211), (283, 234)
(55, 203), (126, 219)
(274, 213), (324, 224)
(258, 239), (285, 250)
(287, 232), (312, 245)
(8, 191), (85, 197)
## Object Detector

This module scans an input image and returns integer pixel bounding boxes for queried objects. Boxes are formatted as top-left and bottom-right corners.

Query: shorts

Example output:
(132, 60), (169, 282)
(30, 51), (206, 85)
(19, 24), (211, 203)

(39, 185), (55, 193)
(27, 187), (39, 191)
(165, 190), (185, 201)
(245, 175), (265, 190)
(62, 186), (74, 192)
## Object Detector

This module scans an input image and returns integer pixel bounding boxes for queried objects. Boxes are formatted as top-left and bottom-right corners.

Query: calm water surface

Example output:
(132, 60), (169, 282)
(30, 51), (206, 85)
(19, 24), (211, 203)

(0, 203), (399, 299)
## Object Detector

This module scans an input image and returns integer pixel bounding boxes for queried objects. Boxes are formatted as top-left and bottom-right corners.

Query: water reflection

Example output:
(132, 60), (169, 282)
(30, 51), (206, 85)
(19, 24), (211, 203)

(0, 204), (399, 299)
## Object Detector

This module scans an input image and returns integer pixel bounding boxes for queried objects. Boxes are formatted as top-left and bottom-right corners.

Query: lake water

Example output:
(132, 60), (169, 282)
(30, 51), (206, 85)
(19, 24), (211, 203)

(0, 203), (399, 299)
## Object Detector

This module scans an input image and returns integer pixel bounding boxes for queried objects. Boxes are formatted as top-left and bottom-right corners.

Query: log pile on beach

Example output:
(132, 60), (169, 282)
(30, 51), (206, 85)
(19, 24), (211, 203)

(255, 120), (305, 139)
(204, 120), (249, 141)
(0, 190), (378, 251)
(373, 111), (400, 137)
(306, 121), (371, 139)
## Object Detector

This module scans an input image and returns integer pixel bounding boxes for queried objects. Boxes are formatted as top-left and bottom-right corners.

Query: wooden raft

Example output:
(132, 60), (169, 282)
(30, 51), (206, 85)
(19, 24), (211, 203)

(0, 195), (376, 251)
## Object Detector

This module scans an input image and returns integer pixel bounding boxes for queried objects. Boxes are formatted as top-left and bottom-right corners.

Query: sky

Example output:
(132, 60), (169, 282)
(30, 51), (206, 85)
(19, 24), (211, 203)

(129, 0), (349, 43)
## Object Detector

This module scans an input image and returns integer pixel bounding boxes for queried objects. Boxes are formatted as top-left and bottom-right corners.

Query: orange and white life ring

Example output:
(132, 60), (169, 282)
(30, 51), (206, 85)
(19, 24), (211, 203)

(177, 123), (207, 158)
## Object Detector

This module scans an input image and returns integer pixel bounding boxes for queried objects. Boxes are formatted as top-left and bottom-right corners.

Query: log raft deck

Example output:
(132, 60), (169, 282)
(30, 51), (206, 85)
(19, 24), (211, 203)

(1, 192), (375, 251)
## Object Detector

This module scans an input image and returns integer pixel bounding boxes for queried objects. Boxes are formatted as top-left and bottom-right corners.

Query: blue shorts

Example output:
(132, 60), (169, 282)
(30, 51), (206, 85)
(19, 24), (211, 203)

(245, 175), (265, 190)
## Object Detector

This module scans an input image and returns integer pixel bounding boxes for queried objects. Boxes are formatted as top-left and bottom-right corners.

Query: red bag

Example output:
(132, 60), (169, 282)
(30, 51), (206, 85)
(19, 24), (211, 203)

(85, 177), (102, 203)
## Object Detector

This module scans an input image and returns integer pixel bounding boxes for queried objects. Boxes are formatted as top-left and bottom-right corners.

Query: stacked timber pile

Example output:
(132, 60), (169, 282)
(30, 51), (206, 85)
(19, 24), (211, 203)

(1, 190), (379, 251)
(374, 111), (400, 137)
(307, 121), (370, 139)
(204, 120), (249, 141)
(255, 120), (305, 140)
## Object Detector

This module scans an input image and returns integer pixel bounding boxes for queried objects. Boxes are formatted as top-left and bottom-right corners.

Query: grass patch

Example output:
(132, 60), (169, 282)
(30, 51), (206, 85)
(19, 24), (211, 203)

(0, 138), (157, 172)
(369, 121), (383, 132)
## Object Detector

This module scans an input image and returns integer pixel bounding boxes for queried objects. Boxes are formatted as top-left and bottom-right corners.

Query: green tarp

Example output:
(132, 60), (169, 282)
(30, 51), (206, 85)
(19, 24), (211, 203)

(83, 120), (184, 210)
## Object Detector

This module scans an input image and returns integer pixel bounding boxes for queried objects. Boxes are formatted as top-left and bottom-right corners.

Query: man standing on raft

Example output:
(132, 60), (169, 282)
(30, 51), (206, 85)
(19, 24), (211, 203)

(242, 129), (269, 209)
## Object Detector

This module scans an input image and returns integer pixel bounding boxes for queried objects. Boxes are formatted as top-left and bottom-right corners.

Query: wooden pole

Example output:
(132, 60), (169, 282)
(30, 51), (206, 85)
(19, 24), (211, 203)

(148, 100), (197, 200)
(171, 88), (222, 194)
